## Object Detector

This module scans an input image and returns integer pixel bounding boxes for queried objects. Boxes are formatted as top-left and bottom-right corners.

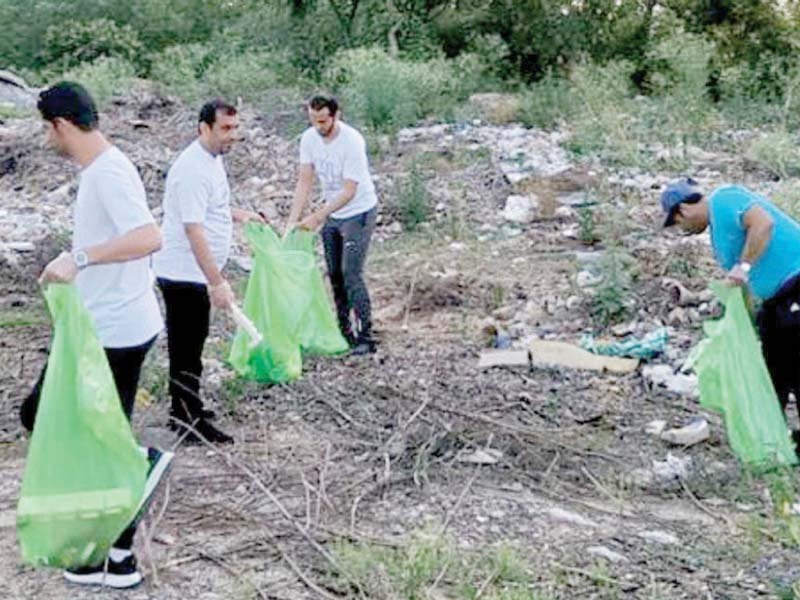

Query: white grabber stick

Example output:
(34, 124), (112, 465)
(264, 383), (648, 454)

(230, 304), (263, 349)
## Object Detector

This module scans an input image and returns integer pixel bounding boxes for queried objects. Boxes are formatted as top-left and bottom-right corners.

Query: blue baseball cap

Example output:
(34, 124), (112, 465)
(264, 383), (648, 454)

(660, 178), (702, 227)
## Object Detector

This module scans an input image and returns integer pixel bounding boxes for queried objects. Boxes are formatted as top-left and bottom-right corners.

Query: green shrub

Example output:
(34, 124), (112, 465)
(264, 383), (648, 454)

(59, 56), (137, 108)
(747, 131), (800, 180)
(41, 19), (143, 72)
(518, 74), (573, 129)
(148, 43), (215, 101)
(326, 47), (479, 133)
(397, 162), (430, 231)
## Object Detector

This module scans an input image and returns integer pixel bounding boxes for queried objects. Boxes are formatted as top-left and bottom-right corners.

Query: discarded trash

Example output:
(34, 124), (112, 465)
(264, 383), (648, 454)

(580, 327), (668, 360)
(587, 545), (628, 563)
(660, 417), (710, 447)
(478, 349), (530, 369)
(638, 530), (679, 545)
(530, 339), (639, 373)
(457, 448), (503, 465)
(642, 364), (699, 398)
(687, 283), (798, 468)
(645, 420), (667, 436)
(651, 452), (692, 482)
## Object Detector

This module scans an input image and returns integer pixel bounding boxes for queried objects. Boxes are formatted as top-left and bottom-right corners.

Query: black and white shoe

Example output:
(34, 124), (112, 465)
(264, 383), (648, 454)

(64, 551), (142, 589)
(131, 447), (174, 525)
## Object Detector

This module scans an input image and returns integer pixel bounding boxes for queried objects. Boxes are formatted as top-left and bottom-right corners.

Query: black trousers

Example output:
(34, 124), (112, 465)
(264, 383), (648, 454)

(20, 336), (156, 550)
(321, 207), (377, 345)
(157, 278), (210, 420)
(757, 273), (800, 420)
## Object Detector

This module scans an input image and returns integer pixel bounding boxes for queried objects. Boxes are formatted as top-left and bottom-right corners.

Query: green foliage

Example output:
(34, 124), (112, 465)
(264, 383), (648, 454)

(40, 19), (143, 73)
(746, 131), (800, 180)
(591, 240), (636, 328)
(518, 74), (573, 129)
(59, 57), (137, 108)
(397, 162), (431, 232)
(329, 531), (536, 599)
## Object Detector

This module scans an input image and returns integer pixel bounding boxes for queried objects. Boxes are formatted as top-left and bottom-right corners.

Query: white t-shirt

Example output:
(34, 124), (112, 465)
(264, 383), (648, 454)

(153, 140), (233, 284)
(73, 146), (163, 348)
(299, 122), (378, 219)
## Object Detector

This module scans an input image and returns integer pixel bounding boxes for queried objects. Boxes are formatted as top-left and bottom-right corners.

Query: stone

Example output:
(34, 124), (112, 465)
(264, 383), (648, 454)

(651, 453), (692, 482)
(660, 417), (710, 447)
(547, 507), (598, 528)
(458, 448), (503, 465)
(638, 530), (679, 545)
(587, 545), (628, 563)
(503, 194), (538, 224)
(645, 420), (667, 436)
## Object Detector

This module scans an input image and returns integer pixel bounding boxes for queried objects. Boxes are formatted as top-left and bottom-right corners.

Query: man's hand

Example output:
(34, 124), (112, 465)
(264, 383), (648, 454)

(38, 252), (79, 285)
(298, 211), (326, 232)
(727, 263), (750, 286)
(208, 280), (235, 310)
(232, 208), (267, 224)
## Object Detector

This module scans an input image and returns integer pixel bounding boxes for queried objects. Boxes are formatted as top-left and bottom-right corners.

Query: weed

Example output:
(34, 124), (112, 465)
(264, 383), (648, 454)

(397, 162), (430, 232)
(746, 130), (800, 180)
(0, 307), (48, 328)
(577, 205), (597, 245)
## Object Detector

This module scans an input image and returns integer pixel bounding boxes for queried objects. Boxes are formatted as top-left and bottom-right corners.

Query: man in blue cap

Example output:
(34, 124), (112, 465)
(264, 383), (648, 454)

(660, 178), (800, 430)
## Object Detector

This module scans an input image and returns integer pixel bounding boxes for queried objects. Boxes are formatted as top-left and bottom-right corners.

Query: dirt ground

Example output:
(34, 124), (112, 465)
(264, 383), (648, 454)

(1, 91), (799, 599)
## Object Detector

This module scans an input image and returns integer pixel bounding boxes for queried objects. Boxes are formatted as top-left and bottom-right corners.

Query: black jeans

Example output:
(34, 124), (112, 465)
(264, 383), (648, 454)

(157, 278), (210, 420)
(321, 207), (377, 345)
(20, 335), (156, 550)
(757, 273), (800, 420)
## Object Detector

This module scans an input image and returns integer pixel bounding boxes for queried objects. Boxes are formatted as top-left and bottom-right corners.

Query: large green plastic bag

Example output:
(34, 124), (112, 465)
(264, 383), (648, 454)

(689, 283), (797, 468)
(17, 284), (147, 568)
(229, 224), (347, 382)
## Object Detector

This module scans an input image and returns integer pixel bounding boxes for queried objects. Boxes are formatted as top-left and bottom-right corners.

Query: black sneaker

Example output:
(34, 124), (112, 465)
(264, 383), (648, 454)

(64, 553), (142, 589)
(350, 341), (377, 356)
(130, 447), (174, 526)
(177, 419), (234, 445)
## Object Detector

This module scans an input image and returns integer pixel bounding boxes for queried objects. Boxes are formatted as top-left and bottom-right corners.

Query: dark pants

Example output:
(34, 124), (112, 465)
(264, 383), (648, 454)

(757, 273), (800, 420)
(20, 336), (156, 550)
(321, 207), (377, 345)
(157, 278), (210, 420)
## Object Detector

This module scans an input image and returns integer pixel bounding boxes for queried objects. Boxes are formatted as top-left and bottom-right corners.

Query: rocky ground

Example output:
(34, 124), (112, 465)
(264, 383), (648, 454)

(1, 86), (799, 599)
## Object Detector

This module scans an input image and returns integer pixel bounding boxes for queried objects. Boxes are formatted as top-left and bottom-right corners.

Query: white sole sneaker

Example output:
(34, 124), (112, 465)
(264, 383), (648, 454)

(63, 567), (143, 589)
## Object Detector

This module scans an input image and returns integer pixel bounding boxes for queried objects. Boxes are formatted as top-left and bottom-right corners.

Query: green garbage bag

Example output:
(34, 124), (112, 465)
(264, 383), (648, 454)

(689, 282), (797, 468)
(17, 284), (147, 568)
(229, 224), (347, 382)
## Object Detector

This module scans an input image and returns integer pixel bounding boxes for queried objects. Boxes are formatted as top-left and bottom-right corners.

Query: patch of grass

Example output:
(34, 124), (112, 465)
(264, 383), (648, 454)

(746, 130), (800, 180)
(328, 531), (537, 599)
(0, 104), (34, 119)
(0, 307), (48, 328)
(577, 205), (597, 245)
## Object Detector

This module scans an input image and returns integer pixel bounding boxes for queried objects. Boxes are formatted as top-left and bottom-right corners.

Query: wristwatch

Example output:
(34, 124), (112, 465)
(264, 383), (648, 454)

(739, 261), (752, 274)
(72, 249), (90, 270)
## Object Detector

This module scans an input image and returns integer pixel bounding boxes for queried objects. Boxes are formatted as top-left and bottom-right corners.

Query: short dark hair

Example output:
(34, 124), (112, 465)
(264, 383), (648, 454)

(199, 99), (237, 127)
(308, 94), (339, 115)
(37, 81), (98, 131)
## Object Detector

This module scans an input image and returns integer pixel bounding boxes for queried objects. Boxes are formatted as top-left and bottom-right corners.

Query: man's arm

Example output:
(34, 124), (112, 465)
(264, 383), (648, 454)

(185, 223), (234, 308)
(728, 204), (774, 284)
(298, 180), (358, 231)
(39, 223), (161, 284)
(286, 164), (315, 230)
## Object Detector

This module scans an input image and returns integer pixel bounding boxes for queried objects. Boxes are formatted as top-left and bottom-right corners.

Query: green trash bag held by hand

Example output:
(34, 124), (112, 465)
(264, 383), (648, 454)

(229, 224), (348, 383)
(688, 282), (797, 468)
(17, 284), (147, 568)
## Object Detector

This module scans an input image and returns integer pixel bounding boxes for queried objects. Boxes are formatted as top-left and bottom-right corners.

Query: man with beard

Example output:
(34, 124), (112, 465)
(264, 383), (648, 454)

(154, 99), (264, 443)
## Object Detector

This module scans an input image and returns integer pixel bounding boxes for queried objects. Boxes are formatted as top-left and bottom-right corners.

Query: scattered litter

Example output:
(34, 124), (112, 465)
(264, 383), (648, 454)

(580, 327), (668, 360)
(651, 453), (692, 482)
(642, 364), (699, 398)
(503, 194), (538, 223)
(478, 349), (530, 369)
(530, 339), (639, 374)
(547, 507), (599, 528)
(457, 448), (503, 465)
(576, 270), (602, 288)
(660, 417), (710, 447)
(646, 420), (667, 436)
(638, 530), (679, 545)
(587, 545), (628, 563)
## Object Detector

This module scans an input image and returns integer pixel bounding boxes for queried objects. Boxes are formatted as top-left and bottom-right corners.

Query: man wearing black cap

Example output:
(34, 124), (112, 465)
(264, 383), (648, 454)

(660, 178), (800, 434)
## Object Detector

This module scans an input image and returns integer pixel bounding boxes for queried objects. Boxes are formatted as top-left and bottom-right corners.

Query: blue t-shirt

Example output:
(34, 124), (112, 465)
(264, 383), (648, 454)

(708, 185), (800, 300)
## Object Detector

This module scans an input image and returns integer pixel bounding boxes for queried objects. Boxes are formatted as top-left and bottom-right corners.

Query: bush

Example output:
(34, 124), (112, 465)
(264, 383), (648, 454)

(149, 45), (283, 105)
(396, 162), (430, 231)
(40, 19), (143, 73)
(326, 47), (483, 133)
(746, 131), (800, 180)
(59, 57), (137, 108)
(518, 74), (573, 129)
